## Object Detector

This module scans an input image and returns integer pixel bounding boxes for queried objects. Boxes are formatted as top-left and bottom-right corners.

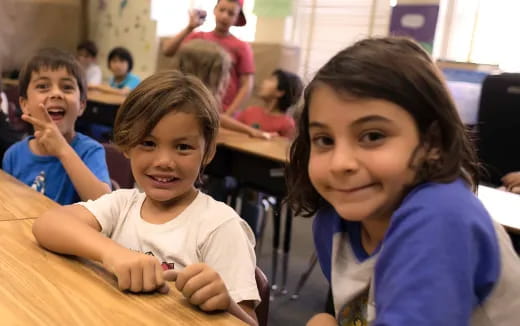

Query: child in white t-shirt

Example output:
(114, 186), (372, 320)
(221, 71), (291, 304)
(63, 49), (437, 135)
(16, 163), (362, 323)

(33, 70), (260, 325)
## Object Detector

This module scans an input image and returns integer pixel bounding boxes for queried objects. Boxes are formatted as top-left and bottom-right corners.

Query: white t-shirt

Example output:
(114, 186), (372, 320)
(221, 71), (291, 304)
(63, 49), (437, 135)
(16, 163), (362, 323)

(78, 189), (260, 304)
(85, 63), (102, 85)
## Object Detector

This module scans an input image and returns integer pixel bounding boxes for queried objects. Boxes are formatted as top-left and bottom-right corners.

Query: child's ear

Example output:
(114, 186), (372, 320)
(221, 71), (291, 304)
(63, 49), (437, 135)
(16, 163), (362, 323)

(78, 99), (87, 117)
(424, 121), (442, 161)
(19, 96), (29, 114)
(203, 141), (217, 166)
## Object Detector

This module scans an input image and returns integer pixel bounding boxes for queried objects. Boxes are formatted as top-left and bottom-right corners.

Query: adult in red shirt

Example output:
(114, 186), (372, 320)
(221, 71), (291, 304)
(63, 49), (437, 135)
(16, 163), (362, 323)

(162, 0), (254, 116)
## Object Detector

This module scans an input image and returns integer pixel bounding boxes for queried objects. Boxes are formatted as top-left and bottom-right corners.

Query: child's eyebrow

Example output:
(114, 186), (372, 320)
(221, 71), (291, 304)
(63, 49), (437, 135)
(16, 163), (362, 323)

(309, 121), (328, 129)
(351, 115), (393, 126)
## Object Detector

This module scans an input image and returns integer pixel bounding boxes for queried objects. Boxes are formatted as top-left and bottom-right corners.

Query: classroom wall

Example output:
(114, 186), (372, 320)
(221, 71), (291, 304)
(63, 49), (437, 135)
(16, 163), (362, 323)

(0, 0), (83, 72)
(87, 0), (158, 81)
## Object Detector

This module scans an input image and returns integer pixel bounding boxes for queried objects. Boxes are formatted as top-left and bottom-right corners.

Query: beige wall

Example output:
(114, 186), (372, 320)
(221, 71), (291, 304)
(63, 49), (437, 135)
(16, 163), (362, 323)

(87, 0), (157, 82)
(0, 0), (83, 72)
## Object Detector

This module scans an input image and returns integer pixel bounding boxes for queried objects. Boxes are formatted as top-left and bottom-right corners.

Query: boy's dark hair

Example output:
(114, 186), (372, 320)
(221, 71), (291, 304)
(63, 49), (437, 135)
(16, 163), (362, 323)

(77, 40), (98, 57)
(113, 70), (219, 181)
(18, 48), (87, 102)
(108, 47), (134, 72)
(272, 69), (303, 112)
(286, 37), (480, 217)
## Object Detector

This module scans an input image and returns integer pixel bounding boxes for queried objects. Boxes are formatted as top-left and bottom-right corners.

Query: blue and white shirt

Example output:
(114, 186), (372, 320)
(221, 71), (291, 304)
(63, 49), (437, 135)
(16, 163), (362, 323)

(314, 179), (520, 326)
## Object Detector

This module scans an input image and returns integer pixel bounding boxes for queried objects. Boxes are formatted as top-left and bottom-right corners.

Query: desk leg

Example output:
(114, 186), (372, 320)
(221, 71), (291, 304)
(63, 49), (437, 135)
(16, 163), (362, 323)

(270, 199), (281, 296)
(280, 204), (292, 294)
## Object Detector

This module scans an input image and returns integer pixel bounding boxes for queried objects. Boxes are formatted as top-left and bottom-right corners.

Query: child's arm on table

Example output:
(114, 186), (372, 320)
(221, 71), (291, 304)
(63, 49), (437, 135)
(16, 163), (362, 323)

(32, 204), (167, 293)
(22, 104), (111, 200)
(88, 83), (131, 96)
(164, 264), (258, 326)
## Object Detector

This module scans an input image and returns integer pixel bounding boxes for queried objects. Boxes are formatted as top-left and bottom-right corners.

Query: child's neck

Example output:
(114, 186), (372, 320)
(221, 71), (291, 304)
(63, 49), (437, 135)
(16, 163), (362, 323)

(360, 218), (390, 255)
(114, 74), (127, 83)
(213, 27), (230, 37)
(263, 98), (282, 114)
(141, 188), (198, 224)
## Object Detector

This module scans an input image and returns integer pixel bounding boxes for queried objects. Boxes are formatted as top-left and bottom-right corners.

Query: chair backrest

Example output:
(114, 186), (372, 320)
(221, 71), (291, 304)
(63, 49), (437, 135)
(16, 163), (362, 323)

(102, 143), (134, 189)
(255, 266), (270, 326)
(477, 73), (520, 185)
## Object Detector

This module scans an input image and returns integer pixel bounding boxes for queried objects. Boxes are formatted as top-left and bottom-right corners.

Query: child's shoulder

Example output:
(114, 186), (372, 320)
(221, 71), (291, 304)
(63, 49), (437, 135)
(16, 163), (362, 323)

(71, 132), (104, 150)
(4, 136), (31, 158)
(396, 179), (493, 230)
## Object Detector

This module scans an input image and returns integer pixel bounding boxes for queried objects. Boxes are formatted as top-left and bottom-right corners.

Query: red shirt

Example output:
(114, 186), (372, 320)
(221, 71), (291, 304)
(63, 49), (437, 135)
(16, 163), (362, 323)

(185, 31), (255, 111)
(236, 106), (295, 137)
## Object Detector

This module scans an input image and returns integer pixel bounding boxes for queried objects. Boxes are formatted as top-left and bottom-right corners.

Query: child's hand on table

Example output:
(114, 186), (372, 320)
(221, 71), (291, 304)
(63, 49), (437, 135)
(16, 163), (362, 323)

(164, 263), (231, 311)
(102, 246), (169, 294)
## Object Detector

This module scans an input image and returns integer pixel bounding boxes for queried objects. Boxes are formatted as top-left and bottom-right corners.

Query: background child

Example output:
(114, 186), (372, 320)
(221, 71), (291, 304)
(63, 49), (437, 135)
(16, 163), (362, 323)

(76, 40), (102, 85)
(162, 0), (254, 116)
(32, 70), (260, 326)
(90, 46), (140, 95)
(171, 39), (269, 139)
(237, 69), (303, 138)
(286, 37), (520, 325)
(2, 48), (111, 204)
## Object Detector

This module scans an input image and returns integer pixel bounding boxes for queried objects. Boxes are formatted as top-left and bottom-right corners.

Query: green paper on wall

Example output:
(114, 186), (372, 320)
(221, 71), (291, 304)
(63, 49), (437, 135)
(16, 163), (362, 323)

(253, 0), (292, 18)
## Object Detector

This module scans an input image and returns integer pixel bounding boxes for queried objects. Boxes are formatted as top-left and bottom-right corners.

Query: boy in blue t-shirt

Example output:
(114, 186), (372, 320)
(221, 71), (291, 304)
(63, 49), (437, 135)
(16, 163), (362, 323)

(2, 48), (111, 205)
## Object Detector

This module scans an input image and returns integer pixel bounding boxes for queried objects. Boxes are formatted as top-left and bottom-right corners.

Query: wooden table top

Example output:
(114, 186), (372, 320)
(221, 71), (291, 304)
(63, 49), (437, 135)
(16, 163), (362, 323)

(87, 89), (126, 105)
(217, 129), (290, 163)
(0, 219), (245, 325)
(0, 170), (57, 221)
(1, 77), (18, 87)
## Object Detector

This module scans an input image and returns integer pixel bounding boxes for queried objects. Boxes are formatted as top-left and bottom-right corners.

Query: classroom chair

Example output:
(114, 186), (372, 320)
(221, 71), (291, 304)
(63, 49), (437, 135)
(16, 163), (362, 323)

(255, 266), (270, 326)
(476, 73), (520, 186)
(102, 143), (134, 189)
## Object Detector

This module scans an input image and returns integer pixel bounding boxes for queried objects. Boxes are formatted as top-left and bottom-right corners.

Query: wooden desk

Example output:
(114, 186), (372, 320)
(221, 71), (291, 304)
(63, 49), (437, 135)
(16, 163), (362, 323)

(0, 170), (56, 221)
(87, 90), (126, 106)
(79, 90), (126, 128)
(1, 78), (18, 87)
(217, 129), (289, 163)
(0, 219), (244, 325)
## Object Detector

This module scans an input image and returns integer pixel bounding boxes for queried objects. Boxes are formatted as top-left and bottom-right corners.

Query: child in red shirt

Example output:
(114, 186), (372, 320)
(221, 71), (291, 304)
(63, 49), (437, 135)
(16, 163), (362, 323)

(237, 69), (303, 138)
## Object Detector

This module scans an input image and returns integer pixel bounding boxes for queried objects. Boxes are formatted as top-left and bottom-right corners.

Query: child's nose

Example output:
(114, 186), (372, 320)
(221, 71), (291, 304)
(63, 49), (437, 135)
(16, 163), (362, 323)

(154, 149), (174, 168)
(330, 144), (359, 174)
(49, 85), (64, 99)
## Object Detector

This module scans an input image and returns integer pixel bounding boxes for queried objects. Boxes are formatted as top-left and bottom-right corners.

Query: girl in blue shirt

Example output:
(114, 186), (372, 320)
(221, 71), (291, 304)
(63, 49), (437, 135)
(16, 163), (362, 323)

(286, 37), (520, 326)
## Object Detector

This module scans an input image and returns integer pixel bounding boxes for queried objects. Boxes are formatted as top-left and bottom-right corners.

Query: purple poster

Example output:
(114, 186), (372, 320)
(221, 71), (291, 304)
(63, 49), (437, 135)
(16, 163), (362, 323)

(389, 5), (439, 53)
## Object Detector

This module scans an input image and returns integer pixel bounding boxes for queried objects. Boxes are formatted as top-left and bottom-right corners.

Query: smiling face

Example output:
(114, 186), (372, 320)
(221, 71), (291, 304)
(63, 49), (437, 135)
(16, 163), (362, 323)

(19, 67), (85, 141)
(307, 84), (425, 223)
(126, 110), (211, 209)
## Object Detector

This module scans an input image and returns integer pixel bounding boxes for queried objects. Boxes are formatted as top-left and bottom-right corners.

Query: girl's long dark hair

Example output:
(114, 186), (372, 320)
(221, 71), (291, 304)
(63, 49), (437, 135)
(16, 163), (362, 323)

(286, 37), (480, 217)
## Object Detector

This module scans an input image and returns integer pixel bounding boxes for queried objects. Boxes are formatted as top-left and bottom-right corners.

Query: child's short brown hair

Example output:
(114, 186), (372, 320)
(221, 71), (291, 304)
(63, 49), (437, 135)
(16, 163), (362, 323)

(113, 70), (220, 174)
(18, 48), (87, 102)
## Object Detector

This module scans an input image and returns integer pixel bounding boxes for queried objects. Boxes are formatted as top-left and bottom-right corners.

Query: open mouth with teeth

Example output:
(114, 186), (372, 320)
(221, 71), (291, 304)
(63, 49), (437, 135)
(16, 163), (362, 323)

(47, 108), (66, 121)
(148, 175), (179, 185)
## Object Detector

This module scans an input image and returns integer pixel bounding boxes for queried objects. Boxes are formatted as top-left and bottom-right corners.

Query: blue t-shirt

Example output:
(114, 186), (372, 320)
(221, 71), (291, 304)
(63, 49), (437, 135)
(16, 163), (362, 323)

(2, 132), (110, 205)
(313, 179), (519, 325)
(109, 73), (140, 90)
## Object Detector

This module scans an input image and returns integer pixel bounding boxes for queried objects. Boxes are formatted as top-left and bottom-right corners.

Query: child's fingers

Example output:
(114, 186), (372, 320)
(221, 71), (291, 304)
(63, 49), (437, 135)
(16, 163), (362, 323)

(178, 268), (217, 300)
(116, 268), (131, 291)
(142, 263), (158, 292)
(37, 103), (54, 123)
(129, 265), (143, 292)
(198, 292), (229, 312)
(21, 114), (47, 128)
(163, 269), (178, 282)
(188, 282), (221, 306)
(174, 264), (205, 292)
(157, 282), (170, 294)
